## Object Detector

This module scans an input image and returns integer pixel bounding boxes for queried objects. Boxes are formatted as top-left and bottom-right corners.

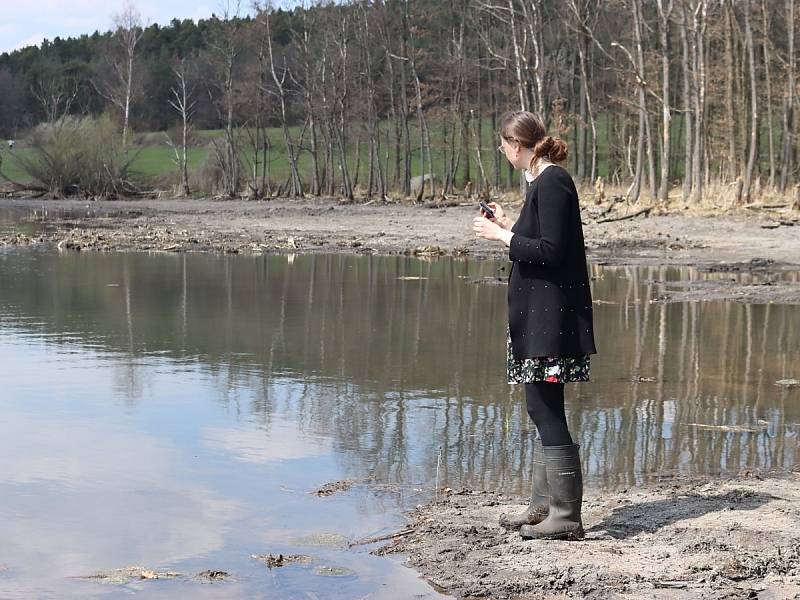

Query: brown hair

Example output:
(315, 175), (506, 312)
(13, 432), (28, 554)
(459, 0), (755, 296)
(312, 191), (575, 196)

(499, 111), (568, 174)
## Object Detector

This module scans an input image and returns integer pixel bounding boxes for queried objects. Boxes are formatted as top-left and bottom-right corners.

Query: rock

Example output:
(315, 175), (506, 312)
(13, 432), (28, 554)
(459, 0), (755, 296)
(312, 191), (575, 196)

(313, 480), (356, 496)
(197, 570), (229, 581)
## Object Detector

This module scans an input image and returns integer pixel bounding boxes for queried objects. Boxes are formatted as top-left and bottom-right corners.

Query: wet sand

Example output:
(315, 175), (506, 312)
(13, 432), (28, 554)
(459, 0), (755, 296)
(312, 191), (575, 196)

(377, 474), (800, 599)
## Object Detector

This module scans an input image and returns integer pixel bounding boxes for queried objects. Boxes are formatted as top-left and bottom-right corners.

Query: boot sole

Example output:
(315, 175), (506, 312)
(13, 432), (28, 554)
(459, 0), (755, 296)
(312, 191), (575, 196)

(519, 526), (585, 541)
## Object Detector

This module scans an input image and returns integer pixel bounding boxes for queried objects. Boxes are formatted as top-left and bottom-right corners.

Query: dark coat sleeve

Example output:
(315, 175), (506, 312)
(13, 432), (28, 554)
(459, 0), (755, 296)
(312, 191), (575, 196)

(508, 171), (573, 268)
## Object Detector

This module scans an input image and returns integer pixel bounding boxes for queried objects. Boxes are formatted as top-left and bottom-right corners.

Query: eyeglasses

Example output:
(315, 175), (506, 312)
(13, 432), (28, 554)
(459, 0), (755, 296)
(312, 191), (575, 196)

(498, 136), (519, 152)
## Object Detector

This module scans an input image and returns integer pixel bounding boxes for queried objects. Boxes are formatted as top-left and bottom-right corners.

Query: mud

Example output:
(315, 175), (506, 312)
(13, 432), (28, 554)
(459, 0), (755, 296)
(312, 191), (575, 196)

(378, 474), (800, 599)
(0, 199), (793, 260)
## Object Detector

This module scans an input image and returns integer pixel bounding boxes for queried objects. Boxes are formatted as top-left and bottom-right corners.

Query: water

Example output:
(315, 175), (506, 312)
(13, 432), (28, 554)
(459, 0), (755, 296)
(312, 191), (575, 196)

(0, 247), (798, 598)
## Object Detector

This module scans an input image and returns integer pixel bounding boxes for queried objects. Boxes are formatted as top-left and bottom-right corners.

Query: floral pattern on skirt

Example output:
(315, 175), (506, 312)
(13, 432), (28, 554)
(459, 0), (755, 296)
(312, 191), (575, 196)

(507, 328), (590, 384)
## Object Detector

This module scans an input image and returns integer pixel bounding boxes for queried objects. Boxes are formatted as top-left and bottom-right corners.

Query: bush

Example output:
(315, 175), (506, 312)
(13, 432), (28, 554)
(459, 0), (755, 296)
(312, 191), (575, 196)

(12, 115), (138, 198)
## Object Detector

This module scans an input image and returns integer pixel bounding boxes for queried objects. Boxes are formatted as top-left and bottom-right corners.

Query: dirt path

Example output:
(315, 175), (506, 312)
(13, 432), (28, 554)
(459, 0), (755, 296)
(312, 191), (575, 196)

(2, 196), (800, 303)
(377, 474), (800, 599)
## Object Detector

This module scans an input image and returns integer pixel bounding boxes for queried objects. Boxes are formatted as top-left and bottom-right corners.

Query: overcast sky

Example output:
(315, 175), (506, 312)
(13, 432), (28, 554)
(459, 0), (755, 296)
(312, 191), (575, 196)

(0, 1), (297, 55)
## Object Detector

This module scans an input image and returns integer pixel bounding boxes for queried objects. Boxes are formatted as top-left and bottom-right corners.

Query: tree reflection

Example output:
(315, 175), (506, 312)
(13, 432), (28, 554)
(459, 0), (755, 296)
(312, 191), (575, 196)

(0, 253), (798, 492)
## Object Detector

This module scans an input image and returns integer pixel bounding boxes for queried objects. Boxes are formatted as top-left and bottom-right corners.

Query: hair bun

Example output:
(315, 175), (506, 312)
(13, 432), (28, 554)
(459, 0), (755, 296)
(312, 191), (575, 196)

(534, 136), (568, 164)
(548, 137), (568, 163)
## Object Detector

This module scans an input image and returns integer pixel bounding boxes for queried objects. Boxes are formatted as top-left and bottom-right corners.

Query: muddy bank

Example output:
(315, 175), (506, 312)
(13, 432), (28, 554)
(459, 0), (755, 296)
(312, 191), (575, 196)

(378, 474), (800, 599)
(2, 196), (800, 302)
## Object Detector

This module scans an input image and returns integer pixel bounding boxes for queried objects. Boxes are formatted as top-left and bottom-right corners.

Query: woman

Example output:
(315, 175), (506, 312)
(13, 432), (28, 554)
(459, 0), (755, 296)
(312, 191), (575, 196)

(473, 111), (596, 541)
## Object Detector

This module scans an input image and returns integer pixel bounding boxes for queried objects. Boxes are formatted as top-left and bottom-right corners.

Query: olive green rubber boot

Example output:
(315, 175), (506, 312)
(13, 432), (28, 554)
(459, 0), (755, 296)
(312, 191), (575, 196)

(519, 444), (584, 541)
(499, 437), (549, 529)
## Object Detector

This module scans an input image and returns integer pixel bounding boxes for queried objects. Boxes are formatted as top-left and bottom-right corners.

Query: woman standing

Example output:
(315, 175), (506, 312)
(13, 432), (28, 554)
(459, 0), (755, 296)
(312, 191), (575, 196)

(473, 111), (596, 541)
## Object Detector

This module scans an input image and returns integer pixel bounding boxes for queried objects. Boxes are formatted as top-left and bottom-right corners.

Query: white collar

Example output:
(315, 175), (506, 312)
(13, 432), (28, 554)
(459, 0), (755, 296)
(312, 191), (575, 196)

(524, 160), (554, 183)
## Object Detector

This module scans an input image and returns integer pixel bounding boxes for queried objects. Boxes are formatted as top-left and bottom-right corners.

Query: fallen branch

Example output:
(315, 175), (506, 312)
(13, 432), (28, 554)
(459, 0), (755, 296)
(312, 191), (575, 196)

(597, 196), (626, 218)
(596, 206), (652, 223)
(348, 528), (414, 548)
(744, 203), (787, 211)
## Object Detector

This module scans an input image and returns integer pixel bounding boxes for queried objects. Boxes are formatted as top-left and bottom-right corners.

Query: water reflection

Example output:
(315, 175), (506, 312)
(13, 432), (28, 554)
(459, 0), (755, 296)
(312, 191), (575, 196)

(0, 251), (798, 596)
(0, 253), (798, 490)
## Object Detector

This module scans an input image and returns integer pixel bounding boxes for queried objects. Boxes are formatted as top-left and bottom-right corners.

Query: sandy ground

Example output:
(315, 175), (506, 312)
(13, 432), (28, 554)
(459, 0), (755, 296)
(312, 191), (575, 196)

(376, 474), (800, 599)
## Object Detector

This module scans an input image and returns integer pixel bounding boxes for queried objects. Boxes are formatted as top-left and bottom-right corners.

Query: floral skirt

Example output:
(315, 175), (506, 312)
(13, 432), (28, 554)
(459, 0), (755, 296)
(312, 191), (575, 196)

(507, 328), (590, 384)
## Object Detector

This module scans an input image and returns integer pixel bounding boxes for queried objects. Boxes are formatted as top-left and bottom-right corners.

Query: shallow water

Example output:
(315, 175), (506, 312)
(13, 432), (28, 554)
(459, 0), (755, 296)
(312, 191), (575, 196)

(0, 247), (798, 598)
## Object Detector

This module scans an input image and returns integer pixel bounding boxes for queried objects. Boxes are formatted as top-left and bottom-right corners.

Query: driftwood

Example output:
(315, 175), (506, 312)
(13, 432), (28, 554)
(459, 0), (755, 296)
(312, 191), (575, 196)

(596, 206), (652, 223)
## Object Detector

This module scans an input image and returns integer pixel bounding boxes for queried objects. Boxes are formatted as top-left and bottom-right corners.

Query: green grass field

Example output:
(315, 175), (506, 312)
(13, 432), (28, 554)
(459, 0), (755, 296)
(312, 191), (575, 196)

(0, 115), (788, 192)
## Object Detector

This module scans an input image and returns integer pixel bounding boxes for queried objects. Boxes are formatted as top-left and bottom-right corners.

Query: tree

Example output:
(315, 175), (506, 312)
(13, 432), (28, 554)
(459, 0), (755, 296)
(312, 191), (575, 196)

(206, 2), (244, 198)
(92, 1), (145, 147)
(166, 57), (196, 196)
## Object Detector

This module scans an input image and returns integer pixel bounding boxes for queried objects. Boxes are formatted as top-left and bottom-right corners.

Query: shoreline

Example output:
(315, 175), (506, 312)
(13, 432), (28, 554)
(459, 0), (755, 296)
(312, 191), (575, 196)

(2, 196), (800, 303)
(377, 472), (800, 599)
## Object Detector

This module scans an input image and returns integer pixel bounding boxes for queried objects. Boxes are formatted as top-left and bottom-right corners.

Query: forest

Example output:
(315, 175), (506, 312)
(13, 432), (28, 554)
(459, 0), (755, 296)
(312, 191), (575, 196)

(0, 0), (798, 204)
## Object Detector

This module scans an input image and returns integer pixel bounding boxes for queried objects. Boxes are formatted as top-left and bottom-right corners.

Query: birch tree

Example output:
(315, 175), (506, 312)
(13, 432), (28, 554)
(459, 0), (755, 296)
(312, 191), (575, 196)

(166, 57), (196, 196)
(93, 1), (145, 147)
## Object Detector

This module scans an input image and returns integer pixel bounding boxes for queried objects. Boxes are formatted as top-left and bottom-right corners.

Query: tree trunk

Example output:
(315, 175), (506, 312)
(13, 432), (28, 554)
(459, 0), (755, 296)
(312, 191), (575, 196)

(724, 0), (737, 180)
(761, 0), (776, 188)
(680, 0), (693, 202)
(743, 0), (759, 203)
(779, 0), (795, 191)
(657, 0), (673, 204)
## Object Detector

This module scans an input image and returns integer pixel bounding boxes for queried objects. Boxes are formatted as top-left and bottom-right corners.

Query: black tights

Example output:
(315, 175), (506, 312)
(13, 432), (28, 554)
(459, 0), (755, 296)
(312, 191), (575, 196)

(524, 382), (573, 447)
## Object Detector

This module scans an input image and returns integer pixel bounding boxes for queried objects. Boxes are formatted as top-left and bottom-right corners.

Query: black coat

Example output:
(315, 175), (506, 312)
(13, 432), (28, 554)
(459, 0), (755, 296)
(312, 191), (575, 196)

(507, 165), (597, 359)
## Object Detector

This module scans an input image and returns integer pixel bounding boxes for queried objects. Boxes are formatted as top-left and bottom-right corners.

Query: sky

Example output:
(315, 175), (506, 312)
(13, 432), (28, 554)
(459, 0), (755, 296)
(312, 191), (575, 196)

(0, 0), (295, 55)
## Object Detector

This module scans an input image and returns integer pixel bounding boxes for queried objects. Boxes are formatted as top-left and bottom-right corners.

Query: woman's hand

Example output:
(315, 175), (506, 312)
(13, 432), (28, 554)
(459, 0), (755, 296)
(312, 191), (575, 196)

(473, 216), (513, 245)
(483, 202), (505, 222)
(480, 202), (512, 230)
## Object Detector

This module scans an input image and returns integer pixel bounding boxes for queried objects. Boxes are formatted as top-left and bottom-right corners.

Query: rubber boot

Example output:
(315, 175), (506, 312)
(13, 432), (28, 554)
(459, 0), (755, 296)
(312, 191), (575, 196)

(519, 444), (584, 540)
(499, 437), (549, 529)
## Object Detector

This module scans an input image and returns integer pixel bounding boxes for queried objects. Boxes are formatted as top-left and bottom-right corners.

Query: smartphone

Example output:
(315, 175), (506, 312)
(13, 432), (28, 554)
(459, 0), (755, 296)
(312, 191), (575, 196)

(479, 201), (495, 220)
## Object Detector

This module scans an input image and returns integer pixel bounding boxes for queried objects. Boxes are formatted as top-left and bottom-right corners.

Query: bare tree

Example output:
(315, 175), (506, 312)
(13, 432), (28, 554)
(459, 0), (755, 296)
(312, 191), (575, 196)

(690, 0), (709, 203)
(92, 1), (145, 147)
(742, 0), (759, 203)
(166, 57), (196, 197)
(761, 0), (776, 188)
(31, 77), (79, 124)
(680, 0), (693, 202)
(567, 0), (599, 185)
(656, 0), (674, 204)
(779, 0), (795, 191)
(207, 2), (244, 198)
(260, 1), (303, 197)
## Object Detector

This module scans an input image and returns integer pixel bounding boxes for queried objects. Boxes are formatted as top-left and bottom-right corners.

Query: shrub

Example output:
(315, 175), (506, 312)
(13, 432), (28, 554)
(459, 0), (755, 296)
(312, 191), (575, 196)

(12, 115), (138, 198)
